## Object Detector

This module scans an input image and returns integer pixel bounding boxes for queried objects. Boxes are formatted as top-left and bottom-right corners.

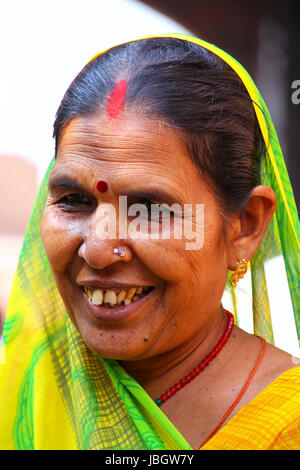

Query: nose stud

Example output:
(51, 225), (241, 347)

(113, 247), (126, 257)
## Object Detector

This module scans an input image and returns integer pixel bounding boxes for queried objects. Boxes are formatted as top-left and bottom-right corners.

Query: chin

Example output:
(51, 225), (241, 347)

(61, 283), (163, 360)
(71, 316), (154, 362)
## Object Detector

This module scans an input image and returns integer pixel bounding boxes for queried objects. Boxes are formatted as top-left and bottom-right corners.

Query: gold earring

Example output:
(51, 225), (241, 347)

(231, 259), (248, 287)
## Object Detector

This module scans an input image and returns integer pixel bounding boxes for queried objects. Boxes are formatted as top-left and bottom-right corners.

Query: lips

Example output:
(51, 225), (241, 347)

(79, 282), (154, 322)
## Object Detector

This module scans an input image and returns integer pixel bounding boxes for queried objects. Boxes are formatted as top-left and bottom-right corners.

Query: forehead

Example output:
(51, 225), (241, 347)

(56, 113), (192, 169)
(53, 113), (206, 203)
(52, 113), (220, 212)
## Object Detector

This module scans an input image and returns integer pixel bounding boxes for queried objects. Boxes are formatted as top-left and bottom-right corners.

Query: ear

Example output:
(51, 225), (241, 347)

(227, 185), (277, 270)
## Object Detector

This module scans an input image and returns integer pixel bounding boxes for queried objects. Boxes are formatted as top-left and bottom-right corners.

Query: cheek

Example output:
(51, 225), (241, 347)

(191, 218), (228, 298)
(131, 213), (226, 286)
(131, 238), (191, 284)
(41, 207), (83, 272)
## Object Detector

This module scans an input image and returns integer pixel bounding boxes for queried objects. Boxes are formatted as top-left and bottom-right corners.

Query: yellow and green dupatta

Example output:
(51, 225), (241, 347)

(0, 34), (299, 450)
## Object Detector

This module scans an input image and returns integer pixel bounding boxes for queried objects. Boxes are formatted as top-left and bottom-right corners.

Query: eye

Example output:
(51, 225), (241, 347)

(137, 199), (176, 220)
(139, 199), (153, 212)
(56, 193), (93, 211)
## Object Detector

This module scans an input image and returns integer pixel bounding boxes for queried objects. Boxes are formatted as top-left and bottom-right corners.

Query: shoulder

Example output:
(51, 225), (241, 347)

(201, 366), (300, 450)
(206, 328), (300, 449)
(241, 332), (300, 432)
(231, 326), (299, 396)
(247, 365), (300, 450)
(270, 375), (300, 450)
(259, 364), (300, 404)
(251, 337), (300, 396)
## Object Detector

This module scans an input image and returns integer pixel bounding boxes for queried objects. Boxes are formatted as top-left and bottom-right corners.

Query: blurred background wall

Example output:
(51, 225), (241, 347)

(0, 0), (299, 325)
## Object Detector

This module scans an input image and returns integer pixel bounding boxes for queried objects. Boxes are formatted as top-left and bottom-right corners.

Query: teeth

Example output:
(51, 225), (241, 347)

(84, 285), (152, 307)
(92, 289), (103, 305)
(104, 290), (117, 306)
(84, 286), (88, 296)
(117, 290), (126, 305)
(126, 287), (136, 299)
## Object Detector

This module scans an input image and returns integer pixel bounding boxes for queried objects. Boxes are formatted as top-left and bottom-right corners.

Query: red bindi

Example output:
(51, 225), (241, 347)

(96, 180), (108, 193)
(106, 80), (127, 119)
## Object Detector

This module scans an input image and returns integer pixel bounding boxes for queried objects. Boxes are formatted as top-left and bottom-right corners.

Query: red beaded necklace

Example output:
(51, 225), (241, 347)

(154, 310), (234, 406)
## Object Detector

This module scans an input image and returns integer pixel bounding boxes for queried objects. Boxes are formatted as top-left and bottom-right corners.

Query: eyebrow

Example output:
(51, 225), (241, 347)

(48, 175), (179, 205)
(48, 175), (85, 192)
(125, 190), (179, 206)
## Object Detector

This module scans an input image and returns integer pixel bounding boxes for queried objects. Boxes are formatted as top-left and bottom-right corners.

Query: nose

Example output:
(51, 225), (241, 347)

(78, 203), (133, 269)
(78, 240), (132, 269)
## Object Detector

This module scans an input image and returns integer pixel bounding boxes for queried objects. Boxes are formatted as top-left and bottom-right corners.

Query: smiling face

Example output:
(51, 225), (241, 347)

(41, 112), (229, 363)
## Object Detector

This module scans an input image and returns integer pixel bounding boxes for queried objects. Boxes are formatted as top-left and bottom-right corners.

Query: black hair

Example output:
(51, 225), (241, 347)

(53, 37), (266, 215)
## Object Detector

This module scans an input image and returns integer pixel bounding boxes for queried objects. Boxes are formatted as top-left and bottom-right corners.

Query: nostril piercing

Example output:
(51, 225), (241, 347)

(113, 247), (126, 257)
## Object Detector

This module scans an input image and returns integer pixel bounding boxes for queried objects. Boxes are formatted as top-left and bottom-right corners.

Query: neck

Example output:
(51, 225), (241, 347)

(120, 305), (229, 398)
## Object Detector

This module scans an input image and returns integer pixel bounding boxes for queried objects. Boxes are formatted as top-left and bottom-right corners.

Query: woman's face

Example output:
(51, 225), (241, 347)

(41, 112), (229, 362)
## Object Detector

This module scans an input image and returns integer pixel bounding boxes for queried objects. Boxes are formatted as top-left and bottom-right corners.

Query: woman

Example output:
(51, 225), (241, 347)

(1, 33), (300, 450)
